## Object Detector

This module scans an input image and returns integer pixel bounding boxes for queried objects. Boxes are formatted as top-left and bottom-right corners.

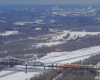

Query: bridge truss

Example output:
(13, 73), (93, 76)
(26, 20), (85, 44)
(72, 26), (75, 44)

(0, 55), (44, 66)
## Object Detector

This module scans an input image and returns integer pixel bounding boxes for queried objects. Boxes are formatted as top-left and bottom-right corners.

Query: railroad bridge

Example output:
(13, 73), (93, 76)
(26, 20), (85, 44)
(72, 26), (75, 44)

(0, 55), (44, 73)
(0, 55), (100, 79)
(0, 55), (44, 66)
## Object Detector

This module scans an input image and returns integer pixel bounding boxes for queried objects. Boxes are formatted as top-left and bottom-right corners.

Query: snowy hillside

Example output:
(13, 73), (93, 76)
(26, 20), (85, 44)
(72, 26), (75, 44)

(36, 30), (100, 47)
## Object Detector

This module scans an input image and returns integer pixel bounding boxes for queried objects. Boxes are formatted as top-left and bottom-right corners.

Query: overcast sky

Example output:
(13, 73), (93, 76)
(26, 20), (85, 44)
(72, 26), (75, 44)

(0, 0), (100, 5)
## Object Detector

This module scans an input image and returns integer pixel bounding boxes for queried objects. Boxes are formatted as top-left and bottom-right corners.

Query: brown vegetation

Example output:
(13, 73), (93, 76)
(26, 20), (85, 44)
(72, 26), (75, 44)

(30, 68), (95, 80)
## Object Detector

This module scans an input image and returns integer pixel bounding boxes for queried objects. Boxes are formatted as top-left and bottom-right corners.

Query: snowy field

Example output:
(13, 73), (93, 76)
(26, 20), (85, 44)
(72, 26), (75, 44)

(36, 30), (100, 47)
(0, 71), (40, 80)
(40, 45), (100, 64)
(0, 66), (45, 80)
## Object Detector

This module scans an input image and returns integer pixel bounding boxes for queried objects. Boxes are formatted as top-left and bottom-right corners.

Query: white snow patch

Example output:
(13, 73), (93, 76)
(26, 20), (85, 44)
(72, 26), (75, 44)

(2, 17), (6, 18)
(14, 20), (43, 25)
(53, 73), (62, 80)
(0, 71), (39, 80)
(95, 18), (100, 20)
(36, 41), (64, 47)
(0, 31), (18, 36)
(3, 51), (7, 54)
(0, 71), (11, 76)
(0, 21), (5, 22)
(49, 28), (58, 32)
(35, 28), (42, 30)
(13, 21), (34, 25)
(35, 20), (43, 22)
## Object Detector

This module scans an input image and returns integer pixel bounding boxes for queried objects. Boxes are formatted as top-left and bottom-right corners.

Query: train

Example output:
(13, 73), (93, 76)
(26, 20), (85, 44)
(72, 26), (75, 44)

(58, 64), (98, 69)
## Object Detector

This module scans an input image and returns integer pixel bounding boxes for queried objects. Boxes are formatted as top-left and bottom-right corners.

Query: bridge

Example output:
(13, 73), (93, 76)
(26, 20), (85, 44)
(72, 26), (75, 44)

(0, 55), (44, 66)
(0, 55), (100, 80)
(0, 55), (45, 73)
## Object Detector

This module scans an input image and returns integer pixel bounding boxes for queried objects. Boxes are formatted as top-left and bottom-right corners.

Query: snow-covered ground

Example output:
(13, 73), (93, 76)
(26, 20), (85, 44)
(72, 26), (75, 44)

(0, 20), (5, 22)
(36, 41), (64, 47)
(0, 31), (18, 36)
(56, 30), (100, 40)
(13, 20), (43, 25)
(0, 71), (40, 80)
(36, 30), (100, 47)
(0, 66), (44, 80)
(13, 21), (34, 25)
(35, 28), (42, 30)
(40, 45), (100, 64)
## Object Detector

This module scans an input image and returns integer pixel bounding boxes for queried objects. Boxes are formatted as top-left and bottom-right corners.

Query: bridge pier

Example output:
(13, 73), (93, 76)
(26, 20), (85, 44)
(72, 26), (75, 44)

(25, 65), (27, 73)
(95, 70), (100, 80)
(96, 70), (100, 77)
(56, 64), (57, 70)
(98, 70), (99, 77)
(0, 65), (1, 71)
(8, 65), (10, 68)
(51, 64), (53, 70)
(43, 66), (45, 74)
(33, 66), (35, 70)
